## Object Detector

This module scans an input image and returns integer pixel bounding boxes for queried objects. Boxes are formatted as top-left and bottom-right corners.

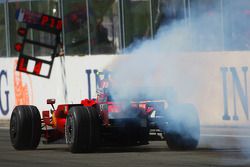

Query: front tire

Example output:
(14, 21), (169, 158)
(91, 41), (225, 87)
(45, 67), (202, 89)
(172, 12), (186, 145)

(65, 106), (100, 153)
(165, 104), (200, 150)
(9, 105), (41, 150)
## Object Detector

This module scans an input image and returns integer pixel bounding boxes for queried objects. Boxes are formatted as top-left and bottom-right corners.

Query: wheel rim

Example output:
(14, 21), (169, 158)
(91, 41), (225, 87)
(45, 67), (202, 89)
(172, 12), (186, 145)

(65, 114), (74, 144)
(10, 114), (17, 141)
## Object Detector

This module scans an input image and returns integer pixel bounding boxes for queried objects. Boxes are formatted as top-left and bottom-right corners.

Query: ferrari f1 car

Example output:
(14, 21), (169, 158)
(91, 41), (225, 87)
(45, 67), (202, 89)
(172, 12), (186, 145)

(10, 71), (200, 153)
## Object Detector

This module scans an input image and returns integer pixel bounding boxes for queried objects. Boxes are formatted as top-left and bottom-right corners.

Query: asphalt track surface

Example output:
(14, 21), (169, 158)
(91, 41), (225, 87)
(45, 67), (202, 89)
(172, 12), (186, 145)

(1, 127), (250, 167)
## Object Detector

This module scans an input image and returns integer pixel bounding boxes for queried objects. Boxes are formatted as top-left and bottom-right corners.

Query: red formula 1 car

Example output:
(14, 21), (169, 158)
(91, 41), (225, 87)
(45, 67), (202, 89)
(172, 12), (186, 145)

(9, 71), (200, 153)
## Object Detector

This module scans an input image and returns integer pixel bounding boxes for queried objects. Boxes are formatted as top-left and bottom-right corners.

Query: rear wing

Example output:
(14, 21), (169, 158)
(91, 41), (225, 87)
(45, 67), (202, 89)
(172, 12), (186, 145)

(131, 100), (168, 112)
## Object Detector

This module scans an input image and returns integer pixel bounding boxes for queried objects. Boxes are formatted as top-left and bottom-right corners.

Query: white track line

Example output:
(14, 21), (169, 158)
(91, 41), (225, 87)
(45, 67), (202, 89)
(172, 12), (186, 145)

(202, 134), (250, 138)
(0, 127), (8, 130)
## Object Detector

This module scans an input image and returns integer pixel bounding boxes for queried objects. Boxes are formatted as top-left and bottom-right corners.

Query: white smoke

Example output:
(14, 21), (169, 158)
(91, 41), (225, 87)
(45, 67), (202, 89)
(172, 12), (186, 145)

(105, 2), (203, 150)
(110, 18), (198, 104)
(107, 2), (227, 104)
(106, 0), (250, 156)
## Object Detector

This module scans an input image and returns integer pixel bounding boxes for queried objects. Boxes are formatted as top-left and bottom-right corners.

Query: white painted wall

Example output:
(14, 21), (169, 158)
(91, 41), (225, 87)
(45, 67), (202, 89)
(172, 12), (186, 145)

(1, 52), (250, 127)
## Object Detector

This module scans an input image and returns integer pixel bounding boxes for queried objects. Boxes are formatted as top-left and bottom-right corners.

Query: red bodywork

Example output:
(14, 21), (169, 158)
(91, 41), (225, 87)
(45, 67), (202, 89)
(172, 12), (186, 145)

(41, 99), (164, 143)
(41, 72), (166, 143)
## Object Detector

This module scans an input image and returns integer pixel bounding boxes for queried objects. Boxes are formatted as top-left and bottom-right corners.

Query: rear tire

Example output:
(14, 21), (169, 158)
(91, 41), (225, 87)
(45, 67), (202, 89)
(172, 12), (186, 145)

(165, 104), (200, 150)
(9, 105), (41, 150)
(65, 106), (100, 153)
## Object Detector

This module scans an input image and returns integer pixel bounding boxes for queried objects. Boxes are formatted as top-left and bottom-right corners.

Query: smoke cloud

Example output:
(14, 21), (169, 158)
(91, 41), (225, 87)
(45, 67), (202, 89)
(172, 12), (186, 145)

(106, 0), (250, 156)
(110, 7), (201, 104)
(107, 1), (204, 151)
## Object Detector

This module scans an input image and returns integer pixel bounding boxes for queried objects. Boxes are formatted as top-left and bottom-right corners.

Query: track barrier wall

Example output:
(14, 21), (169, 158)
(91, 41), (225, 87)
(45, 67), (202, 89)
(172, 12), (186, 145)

(1, 52), (250, 127)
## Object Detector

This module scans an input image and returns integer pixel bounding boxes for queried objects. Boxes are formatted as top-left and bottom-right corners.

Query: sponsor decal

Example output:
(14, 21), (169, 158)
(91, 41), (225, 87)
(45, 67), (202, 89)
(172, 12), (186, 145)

(0, 70), (9, 115)
(221, 66), (249, 121)
(14, 61), (33, 105)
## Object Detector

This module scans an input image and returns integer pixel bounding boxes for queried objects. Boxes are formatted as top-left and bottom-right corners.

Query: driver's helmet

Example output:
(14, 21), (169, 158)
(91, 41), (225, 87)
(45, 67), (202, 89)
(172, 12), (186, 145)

(97, 70), (111, 93)
(97, 70), (113, 101)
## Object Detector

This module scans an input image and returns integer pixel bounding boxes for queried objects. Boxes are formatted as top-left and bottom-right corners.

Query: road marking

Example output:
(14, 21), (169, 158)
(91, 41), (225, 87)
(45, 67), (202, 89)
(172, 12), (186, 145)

(202, 134), (250, 138)
(0, 127), (9, 130)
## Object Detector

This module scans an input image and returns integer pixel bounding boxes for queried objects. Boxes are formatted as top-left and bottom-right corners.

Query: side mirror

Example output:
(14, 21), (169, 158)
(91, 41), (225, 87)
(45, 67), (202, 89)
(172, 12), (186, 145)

(47, 99), (56, 105)
(47, 99), (56, 110)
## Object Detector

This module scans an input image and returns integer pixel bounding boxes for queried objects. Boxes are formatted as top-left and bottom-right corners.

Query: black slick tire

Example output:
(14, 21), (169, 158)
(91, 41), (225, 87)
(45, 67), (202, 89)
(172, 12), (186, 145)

(10, 105), (41, 150)
(165, 104), (200, 150)
(65, 106), (100, 153)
